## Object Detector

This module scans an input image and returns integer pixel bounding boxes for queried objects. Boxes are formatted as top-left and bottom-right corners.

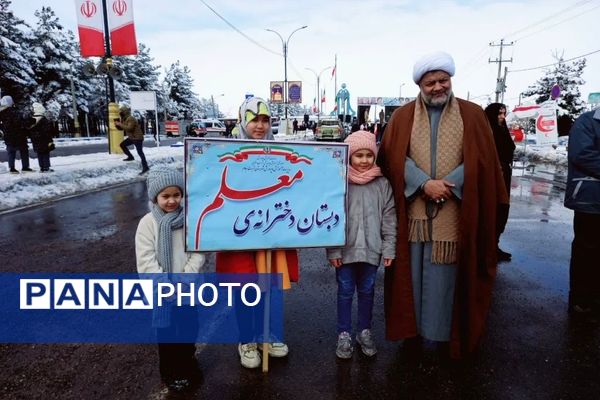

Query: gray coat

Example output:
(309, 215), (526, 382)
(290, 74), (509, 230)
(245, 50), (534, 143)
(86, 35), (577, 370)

(564, 109), (600, 214)
(327, 176), (397, 266)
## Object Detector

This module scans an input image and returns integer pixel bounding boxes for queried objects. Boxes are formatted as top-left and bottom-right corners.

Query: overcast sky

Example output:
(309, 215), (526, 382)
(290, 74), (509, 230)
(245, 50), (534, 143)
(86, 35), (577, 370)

(9, 0), (600, 116)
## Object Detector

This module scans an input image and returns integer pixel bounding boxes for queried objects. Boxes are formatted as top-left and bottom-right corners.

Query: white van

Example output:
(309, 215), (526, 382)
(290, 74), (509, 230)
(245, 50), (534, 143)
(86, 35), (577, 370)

(199, 119), (226, 137)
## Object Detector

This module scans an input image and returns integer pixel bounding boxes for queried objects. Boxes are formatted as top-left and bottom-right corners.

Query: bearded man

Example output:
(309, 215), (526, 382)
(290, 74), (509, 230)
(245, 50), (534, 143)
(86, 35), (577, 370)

(377, 51), (508, 359)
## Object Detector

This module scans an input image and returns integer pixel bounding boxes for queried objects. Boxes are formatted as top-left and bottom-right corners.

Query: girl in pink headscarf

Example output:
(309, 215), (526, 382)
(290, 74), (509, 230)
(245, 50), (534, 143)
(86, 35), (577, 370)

(327, 130), (397, 359)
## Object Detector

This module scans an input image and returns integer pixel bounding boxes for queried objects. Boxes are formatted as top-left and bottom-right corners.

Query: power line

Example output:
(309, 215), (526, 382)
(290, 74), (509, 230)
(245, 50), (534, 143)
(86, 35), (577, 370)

(509, 49), (600, 72)
(198, 0), (281, 56)
(501, 0), (595, 40)
(512, 3), (600, 42)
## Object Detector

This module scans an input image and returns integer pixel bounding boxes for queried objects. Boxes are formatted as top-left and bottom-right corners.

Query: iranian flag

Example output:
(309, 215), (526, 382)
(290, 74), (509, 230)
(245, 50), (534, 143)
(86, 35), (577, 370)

(75, 0), (138, 57)
(109, 0), (138, 55)
(75, 0), (105, 57)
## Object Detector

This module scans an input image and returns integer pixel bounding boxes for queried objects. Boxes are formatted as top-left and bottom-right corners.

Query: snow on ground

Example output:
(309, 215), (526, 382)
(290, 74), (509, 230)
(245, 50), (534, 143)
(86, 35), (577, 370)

(1, 130), (567, 214)
(0, 131), (315, 213)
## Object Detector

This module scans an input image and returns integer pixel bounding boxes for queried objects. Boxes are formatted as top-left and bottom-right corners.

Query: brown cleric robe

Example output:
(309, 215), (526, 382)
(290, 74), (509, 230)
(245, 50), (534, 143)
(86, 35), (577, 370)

(377, 98), (508, 359)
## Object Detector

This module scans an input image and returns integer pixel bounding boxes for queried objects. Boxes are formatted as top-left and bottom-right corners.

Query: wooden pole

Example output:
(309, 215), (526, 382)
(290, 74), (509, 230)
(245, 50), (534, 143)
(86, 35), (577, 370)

(262, 249), (272, 373)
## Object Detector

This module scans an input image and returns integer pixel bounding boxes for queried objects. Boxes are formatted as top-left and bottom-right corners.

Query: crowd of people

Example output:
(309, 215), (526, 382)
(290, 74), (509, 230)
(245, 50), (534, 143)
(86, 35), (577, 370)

(133, 51), (514, 394)
(3, 49), (598, 396)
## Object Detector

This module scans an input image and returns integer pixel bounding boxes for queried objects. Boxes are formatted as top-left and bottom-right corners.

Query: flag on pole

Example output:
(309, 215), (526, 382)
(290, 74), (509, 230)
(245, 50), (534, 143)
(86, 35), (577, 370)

(312, 97), (317, 113)
(75, 0), (105, 57)
(321, 89), (326, 103)
(331, 65), (336, 78)
(109, 0), (138, 55)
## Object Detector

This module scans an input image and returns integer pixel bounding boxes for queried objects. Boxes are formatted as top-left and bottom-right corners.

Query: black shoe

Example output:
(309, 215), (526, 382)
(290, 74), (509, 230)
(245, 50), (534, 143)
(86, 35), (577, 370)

(10, 168), (19, 174)
(22, 168), (34, 172)
(139, 168), (150, 175)
(497, 248), (512, 262)
(123, 157), (135, 161)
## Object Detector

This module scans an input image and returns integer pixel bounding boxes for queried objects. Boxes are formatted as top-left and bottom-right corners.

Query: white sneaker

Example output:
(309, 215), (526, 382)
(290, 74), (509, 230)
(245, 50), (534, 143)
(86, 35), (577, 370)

(238, 343), (261, 369)
(336, 331), (353, 359)
(258, 342), (289, 357)
(356, 329), (377, 356)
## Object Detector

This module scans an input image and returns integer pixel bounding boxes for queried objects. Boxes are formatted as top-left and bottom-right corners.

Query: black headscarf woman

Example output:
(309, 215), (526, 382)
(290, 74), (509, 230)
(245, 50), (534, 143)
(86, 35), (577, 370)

(484, 103), (515, 164)
(484, 103), (515, 261)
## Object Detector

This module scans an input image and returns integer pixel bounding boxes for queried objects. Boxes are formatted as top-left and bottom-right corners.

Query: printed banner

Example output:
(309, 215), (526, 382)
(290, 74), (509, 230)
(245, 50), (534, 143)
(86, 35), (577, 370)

(185, 138), (348, 252)
(75, 0), (105, 57)
(108, 0), (138, 55)
(2, 273), (283, 343)
(288, 81), (302, 104)
(270, 81), (284, 103)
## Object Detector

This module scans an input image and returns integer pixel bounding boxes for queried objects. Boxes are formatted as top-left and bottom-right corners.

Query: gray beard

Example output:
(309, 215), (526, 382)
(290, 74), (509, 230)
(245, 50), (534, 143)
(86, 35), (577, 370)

(422, 90), (453, 107)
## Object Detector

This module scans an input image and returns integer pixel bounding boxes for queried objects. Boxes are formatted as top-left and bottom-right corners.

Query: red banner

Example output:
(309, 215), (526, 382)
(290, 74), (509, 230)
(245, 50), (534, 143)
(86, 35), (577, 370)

(108, 0), (138, 55)
(75, 0), (105, 57)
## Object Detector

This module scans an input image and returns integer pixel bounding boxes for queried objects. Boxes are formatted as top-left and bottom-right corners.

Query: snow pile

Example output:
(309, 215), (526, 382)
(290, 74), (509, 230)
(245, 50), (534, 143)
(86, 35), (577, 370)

(0, 146), (184, 213)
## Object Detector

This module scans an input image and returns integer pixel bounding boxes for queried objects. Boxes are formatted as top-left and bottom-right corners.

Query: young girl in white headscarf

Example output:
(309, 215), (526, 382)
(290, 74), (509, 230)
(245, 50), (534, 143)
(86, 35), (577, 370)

(327, 130), (396, 359)
(216, 97), (299, 369)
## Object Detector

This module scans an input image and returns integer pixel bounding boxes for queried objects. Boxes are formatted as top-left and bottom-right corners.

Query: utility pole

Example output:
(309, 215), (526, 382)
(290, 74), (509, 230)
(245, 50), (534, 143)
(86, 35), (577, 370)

(500, 66), (508, 104)
(489, 39), (513, 103)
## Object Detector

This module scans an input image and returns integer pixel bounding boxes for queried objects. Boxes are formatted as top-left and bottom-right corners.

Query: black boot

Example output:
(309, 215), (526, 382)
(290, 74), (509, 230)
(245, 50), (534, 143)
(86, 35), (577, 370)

(497, 247), (512, 262)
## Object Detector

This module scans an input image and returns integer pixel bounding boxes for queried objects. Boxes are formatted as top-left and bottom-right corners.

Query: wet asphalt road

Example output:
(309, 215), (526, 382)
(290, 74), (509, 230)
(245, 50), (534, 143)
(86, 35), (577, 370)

(0, 166), (599, 399)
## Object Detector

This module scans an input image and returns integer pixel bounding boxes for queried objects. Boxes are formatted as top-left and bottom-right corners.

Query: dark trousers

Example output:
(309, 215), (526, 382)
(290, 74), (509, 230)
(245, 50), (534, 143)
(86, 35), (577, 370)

(155, 307), (199, 384)
(569, 211), (600, 307)
(120, 138), (148, 169)
(36, 152), (51, 170)
(497, 162), (512, 239)
(6, 144), (30, 170)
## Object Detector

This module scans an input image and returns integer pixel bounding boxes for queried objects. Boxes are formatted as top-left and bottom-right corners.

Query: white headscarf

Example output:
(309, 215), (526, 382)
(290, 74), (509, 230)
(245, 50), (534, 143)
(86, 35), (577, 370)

(238, 97), (274, 140)
(412, 51), (455, 84)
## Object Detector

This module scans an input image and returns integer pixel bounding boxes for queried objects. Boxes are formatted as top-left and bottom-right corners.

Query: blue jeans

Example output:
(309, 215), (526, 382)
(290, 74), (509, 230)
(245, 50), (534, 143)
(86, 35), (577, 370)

(336, 262), (378, 334)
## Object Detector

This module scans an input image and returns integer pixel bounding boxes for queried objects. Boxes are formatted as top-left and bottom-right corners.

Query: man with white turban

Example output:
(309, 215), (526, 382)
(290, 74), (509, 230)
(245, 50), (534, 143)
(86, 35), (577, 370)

(378, 51), (508, 359)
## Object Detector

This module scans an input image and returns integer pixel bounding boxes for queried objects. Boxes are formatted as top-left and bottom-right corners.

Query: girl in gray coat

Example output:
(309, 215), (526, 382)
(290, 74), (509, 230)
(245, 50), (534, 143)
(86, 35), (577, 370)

(327, 130), (397, 359)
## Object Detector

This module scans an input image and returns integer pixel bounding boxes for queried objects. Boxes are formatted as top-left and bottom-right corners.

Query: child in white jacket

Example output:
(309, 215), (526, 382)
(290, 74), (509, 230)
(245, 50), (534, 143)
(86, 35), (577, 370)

(135, 167), (206, 392)
(327, 130), (396, 359)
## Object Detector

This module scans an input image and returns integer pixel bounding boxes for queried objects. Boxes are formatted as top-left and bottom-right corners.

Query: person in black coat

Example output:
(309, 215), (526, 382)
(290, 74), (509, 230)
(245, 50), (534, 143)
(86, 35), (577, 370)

(1, 96), (32, 173)
(485, 103), (516, 261)
(28, 102), (55, 172)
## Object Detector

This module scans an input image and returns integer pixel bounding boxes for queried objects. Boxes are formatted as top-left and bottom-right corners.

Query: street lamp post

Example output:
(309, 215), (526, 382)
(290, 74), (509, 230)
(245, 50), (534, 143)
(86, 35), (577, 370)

(266, 25), (308, 133)
(305, 66), (332, 118)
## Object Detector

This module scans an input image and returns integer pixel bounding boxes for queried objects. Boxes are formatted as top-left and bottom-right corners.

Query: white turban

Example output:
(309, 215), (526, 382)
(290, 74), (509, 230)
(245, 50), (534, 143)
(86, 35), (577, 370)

(412, 51), (455, 84)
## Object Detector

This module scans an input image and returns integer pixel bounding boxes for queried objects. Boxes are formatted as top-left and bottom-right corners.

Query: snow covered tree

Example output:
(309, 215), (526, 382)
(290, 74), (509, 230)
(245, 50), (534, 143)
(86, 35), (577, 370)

(114, 43), (161, 92)
(161, 61), (201, 120)
(27, 6), (82, 120)
(0, 0), (37, 111)
(521, 52), (587, 117)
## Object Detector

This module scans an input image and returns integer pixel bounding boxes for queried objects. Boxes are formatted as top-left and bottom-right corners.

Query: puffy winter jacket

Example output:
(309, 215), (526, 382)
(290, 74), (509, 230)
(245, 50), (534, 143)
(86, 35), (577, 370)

(564, 109), (600, 214)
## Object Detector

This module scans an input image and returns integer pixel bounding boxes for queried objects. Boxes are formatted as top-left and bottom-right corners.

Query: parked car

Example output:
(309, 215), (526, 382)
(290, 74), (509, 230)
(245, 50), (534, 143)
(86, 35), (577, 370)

(314, 118), (344, 141)
(186, 121), (207, 137)
(199, 119), (226, 137)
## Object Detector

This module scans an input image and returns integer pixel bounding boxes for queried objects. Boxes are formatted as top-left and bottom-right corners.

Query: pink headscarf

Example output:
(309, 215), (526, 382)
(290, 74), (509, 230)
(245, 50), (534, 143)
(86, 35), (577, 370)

(344, 130), (382, 184)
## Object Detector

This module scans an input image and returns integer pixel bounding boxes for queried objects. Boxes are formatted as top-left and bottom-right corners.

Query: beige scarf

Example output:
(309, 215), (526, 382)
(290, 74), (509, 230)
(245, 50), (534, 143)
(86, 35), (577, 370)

(408, 95), (463, 264)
